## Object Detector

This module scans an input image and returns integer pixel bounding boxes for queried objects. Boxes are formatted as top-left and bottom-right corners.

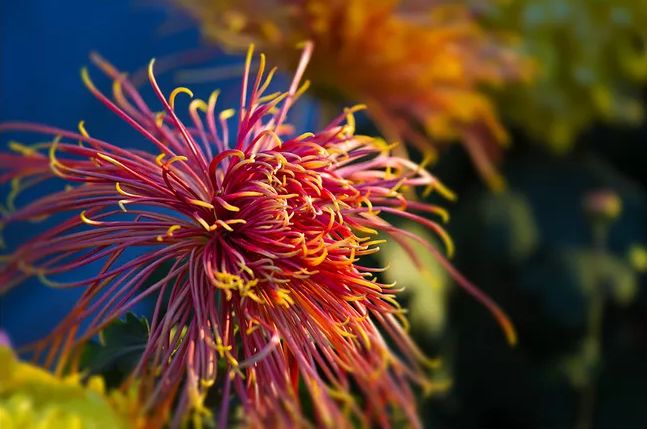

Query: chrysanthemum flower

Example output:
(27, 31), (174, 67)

(174, 0), (533, 190)
(0, 44), (514, 428)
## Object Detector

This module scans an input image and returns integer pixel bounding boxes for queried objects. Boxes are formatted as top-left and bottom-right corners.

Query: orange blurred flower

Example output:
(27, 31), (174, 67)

(176, 0), (533, 190)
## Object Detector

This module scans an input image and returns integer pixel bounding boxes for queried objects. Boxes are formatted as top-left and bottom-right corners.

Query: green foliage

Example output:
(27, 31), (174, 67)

(479, 190), (539, 264)
(455, 190), (539, 267)
(380, 223), (450, 338)
(80, 314), (149, 388)
(484, 0), (647, 150)
(520, 246), (638, 343)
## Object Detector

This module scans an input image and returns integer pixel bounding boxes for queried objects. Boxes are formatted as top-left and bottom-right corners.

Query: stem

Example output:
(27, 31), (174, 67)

(575, 222), (608, 429)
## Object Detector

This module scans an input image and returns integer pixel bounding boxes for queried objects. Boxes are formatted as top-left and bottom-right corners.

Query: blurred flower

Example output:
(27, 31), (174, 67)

(0, 331), (11, 348)
(482, 0), (647, 151)
(583, 188), (622, 223)
(175, 0), (532, 190)
(0, 44), (514, 427)
(628, 244), (647, 272)
(0, 341), (140, 429)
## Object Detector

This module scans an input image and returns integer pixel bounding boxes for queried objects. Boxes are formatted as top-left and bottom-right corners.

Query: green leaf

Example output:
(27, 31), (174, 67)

(380, 222), (450, 338)
(79, 313), (150, 388)
(477, 191), (540, 265)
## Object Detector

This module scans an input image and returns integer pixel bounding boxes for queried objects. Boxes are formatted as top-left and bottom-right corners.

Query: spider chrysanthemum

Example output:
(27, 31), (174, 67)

(0, 44), (514, 428)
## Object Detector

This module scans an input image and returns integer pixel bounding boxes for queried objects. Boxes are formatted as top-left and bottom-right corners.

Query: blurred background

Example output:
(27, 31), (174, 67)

(1, 1), (646, 428)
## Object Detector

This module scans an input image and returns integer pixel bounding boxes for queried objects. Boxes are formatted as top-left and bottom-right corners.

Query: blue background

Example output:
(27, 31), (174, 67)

(1, 0), (209, 346)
